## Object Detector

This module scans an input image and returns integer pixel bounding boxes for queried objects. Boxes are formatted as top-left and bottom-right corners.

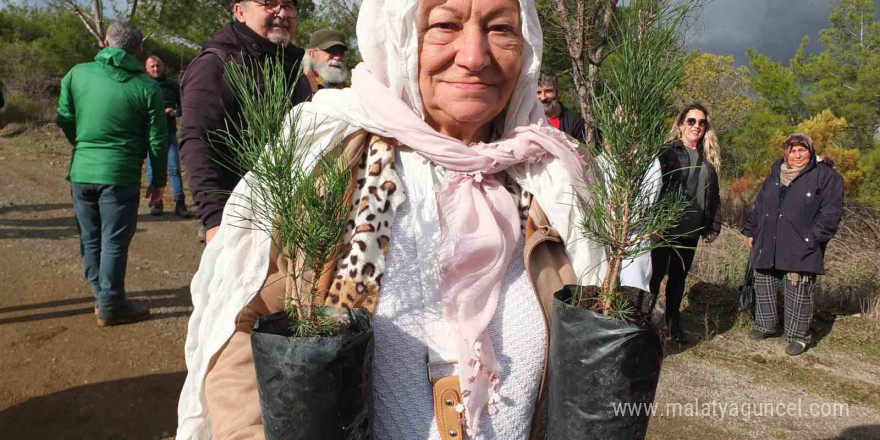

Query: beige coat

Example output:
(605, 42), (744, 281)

(204, 132), (576, 440)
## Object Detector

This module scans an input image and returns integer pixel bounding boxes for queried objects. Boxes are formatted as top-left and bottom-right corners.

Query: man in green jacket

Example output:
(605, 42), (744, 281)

(56, 21), (167, 326)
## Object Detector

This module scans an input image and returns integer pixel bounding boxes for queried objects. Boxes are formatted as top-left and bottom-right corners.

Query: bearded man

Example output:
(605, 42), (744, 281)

(537, 70), (586, 143)
(180, 0), (312, 244)
(303, 28), (349, 92)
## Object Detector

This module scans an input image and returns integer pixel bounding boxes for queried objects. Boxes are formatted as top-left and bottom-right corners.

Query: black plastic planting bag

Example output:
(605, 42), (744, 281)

(548, 285), (663, 440)
(251, 308), (373, 440)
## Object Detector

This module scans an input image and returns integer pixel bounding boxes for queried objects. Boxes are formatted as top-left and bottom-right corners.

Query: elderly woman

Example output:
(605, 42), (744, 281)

(175, 0), (651, 439)
(649, 103), (722, 341)
(743, 133), (843, 356)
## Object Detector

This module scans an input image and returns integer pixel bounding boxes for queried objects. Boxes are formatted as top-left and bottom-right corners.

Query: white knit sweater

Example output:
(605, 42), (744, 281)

(371, 173), (548, 440)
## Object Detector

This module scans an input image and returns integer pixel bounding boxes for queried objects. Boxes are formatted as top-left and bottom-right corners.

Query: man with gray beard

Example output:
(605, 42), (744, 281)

(537, 69), (586, 143)
(303, 28), (349, 93)
(180, 0), (312, 244)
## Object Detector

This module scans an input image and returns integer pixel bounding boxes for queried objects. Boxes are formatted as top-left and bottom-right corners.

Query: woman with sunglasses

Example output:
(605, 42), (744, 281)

(649, 103), (722, 341)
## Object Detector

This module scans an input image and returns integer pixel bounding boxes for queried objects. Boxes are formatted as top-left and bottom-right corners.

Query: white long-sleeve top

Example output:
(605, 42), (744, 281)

(371, 157), (547, 439)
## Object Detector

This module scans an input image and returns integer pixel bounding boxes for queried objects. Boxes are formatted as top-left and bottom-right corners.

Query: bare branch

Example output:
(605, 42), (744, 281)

(591, 0), (618, 65)
(127, 0), (139, 21)
(92, 0), (104, 40)
(64, 1), (104, 46)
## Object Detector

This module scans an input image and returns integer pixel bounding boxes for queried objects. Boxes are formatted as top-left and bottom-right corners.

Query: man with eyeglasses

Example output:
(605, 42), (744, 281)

(180, 0), (312, 244)
(303, 28), (350, 93)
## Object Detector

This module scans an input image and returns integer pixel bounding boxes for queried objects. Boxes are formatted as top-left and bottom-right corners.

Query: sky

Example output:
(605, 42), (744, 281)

(11, 0), (880, 66)
(685, 0), (880, 66)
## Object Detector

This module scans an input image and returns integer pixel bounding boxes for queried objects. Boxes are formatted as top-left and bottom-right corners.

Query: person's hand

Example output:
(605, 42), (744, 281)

(165, 107), (176, 116)
(205, 226), (220, 244)
(705, 233), (718, 244)
(747, 237), (754, 248)
(145, 185), (164, 207)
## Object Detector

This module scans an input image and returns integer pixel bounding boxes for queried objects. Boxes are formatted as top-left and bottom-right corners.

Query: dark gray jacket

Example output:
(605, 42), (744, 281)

(743, 151), (844, 275)
(180, 21), (312, 229)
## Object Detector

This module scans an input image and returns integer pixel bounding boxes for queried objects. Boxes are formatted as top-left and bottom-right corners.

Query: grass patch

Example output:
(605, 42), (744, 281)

(0, 92), (56, 126)
(731, 311), (755, 331)
(0, 124), (70, 157)
(822, 317), (880, 357)
(685, 339), (880, 408)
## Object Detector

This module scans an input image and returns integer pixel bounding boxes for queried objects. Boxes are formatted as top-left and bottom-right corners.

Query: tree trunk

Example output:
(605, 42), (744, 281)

(550, 0), (619, 149)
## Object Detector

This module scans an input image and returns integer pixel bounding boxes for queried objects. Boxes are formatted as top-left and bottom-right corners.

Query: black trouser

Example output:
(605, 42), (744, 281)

(649, 236), (700, 331)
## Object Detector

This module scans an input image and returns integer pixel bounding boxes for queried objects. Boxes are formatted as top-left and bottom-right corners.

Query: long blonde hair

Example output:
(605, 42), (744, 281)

(665, 103), (721, 172)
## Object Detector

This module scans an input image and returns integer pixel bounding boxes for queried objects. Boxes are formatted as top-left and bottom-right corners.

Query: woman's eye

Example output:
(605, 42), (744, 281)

(431, 22), (458, 31)
(489, 24), (516, 34)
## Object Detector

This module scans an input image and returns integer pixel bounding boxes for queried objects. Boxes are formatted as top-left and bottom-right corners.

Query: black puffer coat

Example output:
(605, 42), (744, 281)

(743, 142), (844, 275)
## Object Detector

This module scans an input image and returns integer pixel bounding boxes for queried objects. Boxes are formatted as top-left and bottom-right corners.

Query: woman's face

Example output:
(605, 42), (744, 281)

(786, 143), (811, 168)
(418, 0), (525, 143)
(678, 109), (707, 148)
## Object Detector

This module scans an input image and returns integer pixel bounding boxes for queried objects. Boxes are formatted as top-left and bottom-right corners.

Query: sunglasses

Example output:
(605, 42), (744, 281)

(685, 118), (708, 128)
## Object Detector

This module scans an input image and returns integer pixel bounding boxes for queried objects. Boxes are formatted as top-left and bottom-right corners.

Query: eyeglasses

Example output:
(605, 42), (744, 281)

(685, 117), (708, 128)
(250, 0), (298, 17)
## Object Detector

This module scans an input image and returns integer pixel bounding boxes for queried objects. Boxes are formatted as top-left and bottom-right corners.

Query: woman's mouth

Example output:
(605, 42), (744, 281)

(446, 81), (491, 91)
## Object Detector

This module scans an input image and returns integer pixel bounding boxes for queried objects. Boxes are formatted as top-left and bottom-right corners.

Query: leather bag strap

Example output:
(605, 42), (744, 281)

(432, 375), (466, 440)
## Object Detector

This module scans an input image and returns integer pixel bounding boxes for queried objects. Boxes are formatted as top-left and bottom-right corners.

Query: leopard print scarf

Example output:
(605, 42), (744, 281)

(316, 136), (406, 311)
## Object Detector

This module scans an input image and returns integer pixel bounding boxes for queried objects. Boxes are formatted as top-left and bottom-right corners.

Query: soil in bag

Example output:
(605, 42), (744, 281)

(251, 308), (373, 440)
(547, 285), (663, 440)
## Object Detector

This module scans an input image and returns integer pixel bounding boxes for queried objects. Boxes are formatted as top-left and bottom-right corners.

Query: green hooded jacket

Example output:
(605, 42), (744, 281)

(57, 47), (168, 186)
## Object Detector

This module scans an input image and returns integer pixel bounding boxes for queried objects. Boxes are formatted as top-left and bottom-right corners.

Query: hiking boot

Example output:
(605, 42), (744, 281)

(785, 340), (809, 356)
(749, 330), (780, 340)
(150, 201), (164, 216)
(174, 198), (192, 219)
(97, 301), (150, 327)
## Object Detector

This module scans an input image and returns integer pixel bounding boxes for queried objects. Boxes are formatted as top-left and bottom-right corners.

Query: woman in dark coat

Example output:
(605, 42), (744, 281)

(743, 133), (844, 356)
(651, 103), (723, 341)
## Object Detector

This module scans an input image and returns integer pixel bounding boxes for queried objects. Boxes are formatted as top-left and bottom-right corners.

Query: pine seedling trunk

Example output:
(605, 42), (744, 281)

(566, 0), (695, 321)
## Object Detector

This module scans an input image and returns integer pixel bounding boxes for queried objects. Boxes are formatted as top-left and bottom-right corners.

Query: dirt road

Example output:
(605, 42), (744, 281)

(1, 128), (878, 439)
(1, 129), (199, 439)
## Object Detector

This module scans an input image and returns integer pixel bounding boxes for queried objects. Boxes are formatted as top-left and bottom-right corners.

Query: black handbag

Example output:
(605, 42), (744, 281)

(738, 257), (756, 316)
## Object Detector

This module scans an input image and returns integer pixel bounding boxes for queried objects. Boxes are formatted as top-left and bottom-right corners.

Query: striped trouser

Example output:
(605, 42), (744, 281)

(753, 269), (816, 343)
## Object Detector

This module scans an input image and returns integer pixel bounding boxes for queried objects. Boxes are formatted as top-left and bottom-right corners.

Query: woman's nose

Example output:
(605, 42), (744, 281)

(455, 26), (491, 72)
